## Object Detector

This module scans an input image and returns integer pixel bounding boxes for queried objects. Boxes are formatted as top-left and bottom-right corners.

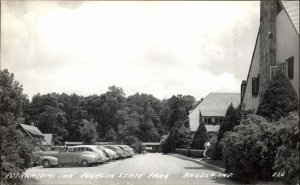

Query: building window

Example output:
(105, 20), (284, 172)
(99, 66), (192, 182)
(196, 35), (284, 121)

(204, 118), (212, 124)
(252, 76), (259, 97)
(287, 57), (294, 79)
(279, 62), (288, 76)
(215, 118), (223, 124)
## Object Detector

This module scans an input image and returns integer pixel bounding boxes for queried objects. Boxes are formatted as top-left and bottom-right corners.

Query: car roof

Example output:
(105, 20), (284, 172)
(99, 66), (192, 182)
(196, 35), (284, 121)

(69, 145), (99, 149)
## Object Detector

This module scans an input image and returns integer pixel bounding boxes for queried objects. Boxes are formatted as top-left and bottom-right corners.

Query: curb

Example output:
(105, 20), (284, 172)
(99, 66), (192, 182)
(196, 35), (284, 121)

(168, 153), (225, 173)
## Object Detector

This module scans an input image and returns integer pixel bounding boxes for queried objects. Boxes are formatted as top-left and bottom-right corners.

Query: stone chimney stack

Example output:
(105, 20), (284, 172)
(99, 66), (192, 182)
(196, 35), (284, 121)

(259, 0), (278, 101)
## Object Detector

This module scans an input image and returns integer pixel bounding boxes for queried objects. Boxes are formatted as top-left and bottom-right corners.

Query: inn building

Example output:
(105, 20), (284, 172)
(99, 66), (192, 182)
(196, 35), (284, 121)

(188, 93), (240, 137)
(241, 0), (299, 111)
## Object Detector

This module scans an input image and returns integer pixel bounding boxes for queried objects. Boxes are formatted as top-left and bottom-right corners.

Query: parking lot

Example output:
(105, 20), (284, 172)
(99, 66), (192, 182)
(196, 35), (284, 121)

(16, 153), (241, 185)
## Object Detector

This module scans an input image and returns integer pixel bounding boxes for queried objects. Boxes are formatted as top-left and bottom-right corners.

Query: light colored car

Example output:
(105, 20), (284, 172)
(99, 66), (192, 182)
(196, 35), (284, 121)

(119, 145), (135, 156)
(50, 146), (65, 152)
(40, 146), (104, 168)
(97, 146), (118, 159)
(79, 145), (109, 162)
(104, 145), (126, 158)
(117, 145), (131, 157)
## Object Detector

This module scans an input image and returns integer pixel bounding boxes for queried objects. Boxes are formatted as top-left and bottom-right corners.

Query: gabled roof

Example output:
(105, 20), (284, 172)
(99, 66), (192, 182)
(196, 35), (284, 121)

(197, 93), (240, 117)
(20, 124), (44, 137)
(281, 0), (299, 34)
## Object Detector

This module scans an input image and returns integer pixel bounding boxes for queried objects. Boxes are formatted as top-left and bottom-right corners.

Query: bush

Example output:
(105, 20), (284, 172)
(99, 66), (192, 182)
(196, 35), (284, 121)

(257, 71), (298, 121)
(221, 114), (278, 183)
(191, 123), (208, 149)
(159, 135), (171, 154)
(205, 135), (218, 159)
(273, 112), (299, 185)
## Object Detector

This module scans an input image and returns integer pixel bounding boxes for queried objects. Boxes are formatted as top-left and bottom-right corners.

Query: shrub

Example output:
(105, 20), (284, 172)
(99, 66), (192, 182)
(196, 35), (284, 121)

(221, 114), (278, 183)
(205, 135), (218, 159)
(273, 112), (299, 185)
(257, 71), (298, 121)
(159, 135), (171, 154)
(191, 123), (208, 149)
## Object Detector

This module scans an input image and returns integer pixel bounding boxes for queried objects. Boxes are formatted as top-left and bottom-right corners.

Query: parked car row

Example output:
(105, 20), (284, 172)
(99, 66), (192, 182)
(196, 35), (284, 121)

(38, 145), (135, 168)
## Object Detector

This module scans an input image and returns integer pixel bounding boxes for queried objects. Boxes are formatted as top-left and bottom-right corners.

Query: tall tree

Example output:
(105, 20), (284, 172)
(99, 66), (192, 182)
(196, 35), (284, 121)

(37, 105), (68, 145)
(79, 119), (98, 145)
(0, 69), (34, 184)
(191, 123), (208, 149)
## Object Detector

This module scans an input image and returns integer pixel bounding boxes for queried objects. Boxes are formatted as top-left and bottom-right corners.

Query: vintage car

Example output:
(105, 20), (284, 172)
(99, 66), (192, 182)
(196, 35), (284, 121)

(97, 146), (118, 159)
(119, 145), (135, 156)
(79, 145), (109, 162)
(49, 146), (65, 152)
(117, 145), (132, 157)
(40, 146), (105, 168)
(103, 145), (126, 158)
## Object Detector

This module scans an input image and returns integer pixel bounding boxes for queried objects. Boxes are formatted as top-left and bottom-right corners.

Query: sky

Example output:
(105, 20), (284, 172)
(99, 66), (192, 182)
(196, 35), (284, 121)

(1, 1), (260, 100)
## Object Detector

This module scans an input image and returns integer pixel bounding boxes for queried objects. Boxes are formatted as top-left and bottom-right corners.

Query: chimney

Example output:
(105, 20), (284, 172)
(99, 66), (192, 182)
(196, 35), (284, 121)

(31, 122), (35, 126)
(241, 80), (247, 103)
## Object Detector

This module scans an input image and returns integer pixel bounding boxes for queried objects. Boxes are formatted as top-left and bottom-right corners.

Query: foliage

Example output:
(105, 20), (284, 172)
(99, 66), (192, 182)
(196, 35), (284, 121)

(166, 95), (195, 131)
(120, 136), (145, 154)
(221, 114), (279, 183)
(257, 71), (298, 121)
(79, 119), (99, 145)
(0, 69), (34, 185)
(191, 123), (208, 149)
(105, 128), (117, 142)
(37, 105), (68, 145)
(159, 135), (171, 154)
(273, 112), (299, 185)
(168, 121), (192, 152)
(205, 135), (218, 158)
(214, 104), (241, 159)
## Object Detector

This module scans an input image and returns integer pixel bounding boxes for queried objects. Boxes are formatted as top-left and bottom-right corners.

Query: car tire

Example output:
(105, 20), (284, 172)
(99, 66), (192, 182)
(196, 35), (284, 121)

(42, 160), (51, 168)
(80, 159), (89, 167)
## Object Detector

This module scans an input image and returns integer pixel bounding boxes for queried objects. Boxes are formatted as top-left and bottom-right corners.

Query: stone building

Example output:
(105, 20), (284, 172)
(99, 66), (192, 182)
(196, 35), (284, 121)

(241, 0), (299, 111)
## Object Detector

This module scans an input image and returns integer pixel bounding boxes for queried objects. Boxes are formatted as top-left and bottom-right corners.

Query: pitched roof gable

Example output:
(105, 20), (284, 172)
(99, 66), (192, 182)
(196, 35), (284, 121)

(20, 123), (44, 137)
(197, 93), (240, 117)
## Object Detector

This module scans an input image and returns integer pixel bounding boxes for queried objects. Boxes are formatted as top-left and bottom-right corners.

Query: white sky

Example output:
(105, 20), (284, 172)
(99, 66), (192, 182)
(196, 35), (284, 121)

(1, 1), (260, 100)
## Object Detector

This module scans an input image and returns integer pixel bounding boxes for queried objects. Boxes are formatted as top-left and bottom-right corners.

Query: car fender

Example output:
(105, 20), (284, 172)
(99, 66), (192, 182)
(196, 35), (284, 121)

(40, 156), (59, 166)
(79, 154), (97, 164)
